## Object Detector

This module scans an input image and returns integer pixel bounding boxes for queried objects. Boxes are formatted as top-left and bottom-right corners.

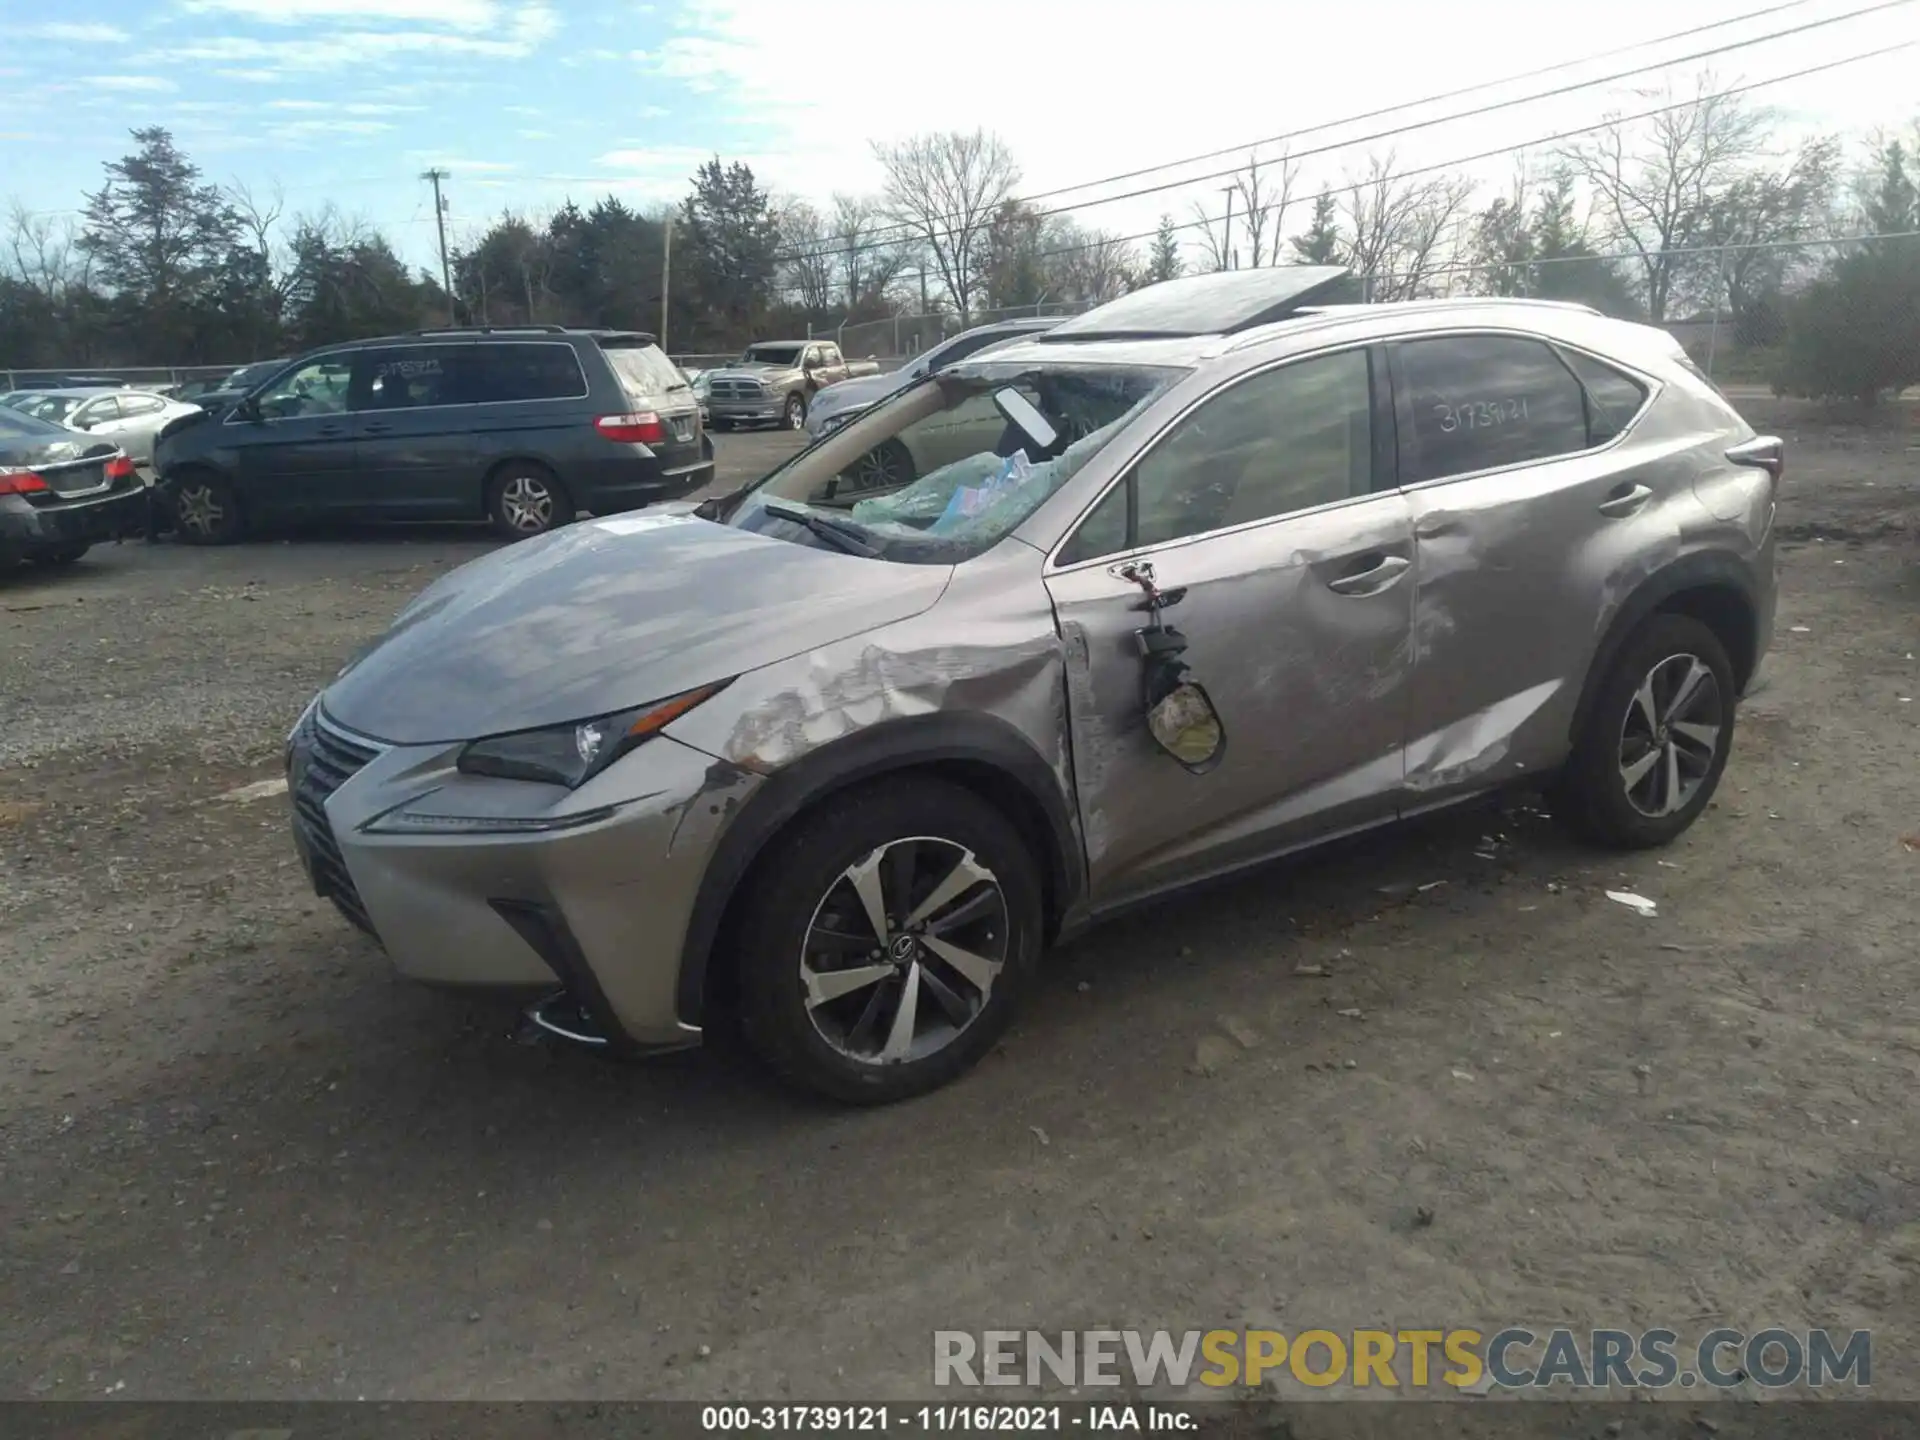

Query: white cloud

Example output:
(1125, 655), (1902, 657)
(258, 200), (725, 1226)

(183, 0), (500, 27)
(518, 128), (555, 140)
(26, 22), (131, 43)
(86, 75), (179, 93)
(157, 3), (558, 72)
(267, 118), (395, 141)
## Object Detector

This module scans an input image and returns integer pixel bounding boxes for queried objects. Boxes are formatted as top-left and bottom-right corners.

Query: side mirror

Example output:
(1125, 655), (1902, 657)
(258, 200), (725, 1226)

(70, 416), (95, 431)
(1145, 677), (1226, 773)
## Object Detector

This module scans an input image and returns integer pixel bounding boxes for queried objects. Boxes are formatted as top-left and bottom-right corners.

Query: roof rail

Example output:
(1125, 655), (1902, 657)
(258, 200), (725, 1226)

(407, 323), (572, 336)
(1228, 295), (1606, 350)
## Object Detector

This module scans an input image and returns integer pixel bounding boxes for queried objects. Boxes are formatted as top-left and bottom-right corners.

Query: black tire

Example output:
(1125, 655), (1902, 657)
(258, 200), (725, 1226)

(1555, 612), (1738, 850)
(711, 418), (732, 432)
(28, 543), (91, 567)
(486, 463), (572, 541)
(783, 393), (807, 430)
(171, 470), (245, 545)
(733, 778), (1044, 1105)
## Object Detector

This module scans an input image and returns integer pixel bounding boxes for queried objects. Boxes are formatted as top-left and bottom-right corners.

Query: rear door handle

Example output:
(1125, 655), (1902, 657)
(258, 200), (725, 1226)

(1325, 553), (1410, 596)
(360, 422), (392, 435)
(1598, 482), (1653, 517)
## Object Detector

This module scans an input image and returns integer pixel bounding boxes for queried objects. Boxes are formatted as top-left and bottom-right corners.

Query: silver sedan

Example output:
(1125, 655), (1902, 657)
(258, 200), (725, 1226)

(9, 387), (201, 466)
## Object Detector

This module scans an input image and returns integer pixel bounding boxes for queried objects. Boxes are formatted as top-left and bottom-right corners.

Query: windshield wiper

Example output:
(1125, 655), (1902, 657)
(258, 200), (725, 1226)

(761, 499), (880, 557)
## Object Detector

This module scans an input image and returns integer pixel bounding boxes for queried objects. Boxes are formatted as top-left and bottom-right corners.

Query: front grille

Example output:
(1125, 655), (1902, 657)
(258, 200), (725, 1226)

(710, 378), (766, 400)
(292, 709), (385, 937)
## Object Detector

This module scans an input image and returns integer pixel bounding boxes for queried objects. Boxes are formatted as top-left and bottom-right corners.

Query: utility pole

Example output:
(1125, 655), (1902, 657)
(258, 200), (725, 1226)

(1220, 186), (1236, 272)
(422, 168), (455, 324)
(660, 216), (673, 352)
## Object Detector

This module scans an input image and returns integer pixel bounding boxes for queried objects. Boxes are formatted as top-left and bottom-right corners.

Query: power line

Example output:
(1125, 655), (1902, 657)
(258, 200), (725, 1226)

(773, 0), (1918, 263)
(764, 38), (1914, 300)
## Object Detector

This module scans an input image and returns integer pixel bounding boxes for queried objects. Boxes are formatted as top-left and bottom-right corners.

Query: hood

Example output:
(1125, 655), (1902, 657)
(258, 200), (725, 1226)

(813, 369), (910, 415)
(711, 361), (792, 379)
(321, 512), (953, 745)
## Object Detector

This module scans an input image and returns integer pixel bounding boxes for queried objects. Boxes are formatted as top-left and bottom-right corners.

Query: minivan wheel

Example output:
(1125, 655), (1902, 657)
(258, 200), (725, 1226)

(172, 472), (245, 545)
(733, 778), (1043, 1105)
(1555, 613), (1737, 850)
(487, 465), (572, 540)
(783, 393), (806, 430)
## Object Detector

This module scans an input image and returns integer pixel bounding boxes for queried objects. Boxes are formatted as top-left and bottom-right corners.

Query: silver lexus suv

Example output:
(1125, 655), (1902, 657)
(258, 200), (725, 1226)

(287, 267), (1780, 1104)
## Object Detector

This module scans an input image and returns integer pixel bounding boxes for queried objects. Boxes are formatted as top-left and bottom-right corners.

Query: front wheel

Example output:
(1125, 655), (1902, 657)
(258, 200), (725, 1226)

(487, 465), (572, 541)
(1555, 612), (1738, 849)
(171, 472), (245, 545)
(783, 393), (806, 430)
(733, 779), (1043, 1104)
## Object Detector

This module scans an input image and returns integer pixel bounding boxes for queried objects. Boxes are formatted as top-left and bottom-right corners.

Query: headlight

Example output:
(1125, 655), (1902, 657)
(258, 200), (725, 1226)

(455, 680), (730, 788)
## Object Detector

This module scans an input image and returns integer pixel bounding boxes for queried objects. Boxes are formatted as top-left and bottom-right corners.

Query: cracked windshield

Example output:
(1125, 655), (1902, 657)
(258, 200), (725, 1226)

(728, 365), (1182, 559)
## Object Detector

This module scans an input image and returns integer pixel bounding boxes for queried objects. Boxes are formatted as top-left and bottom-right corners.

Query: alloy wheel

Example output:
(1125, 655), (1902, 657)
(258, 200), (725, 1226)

(799, 836), (1009, 1066)
(499, 475), (554, 533)
(1617, 652), (1725, 818)
(785, 396), (805, 430)
(175, 483), (224, 538)
(848, 443), (908, 492)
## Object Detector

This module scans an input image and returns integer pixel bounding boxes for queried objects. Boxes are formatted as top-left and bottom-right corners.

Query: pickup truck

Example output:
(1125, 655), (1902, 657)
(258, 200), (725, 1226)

(703, 340), (880, 431)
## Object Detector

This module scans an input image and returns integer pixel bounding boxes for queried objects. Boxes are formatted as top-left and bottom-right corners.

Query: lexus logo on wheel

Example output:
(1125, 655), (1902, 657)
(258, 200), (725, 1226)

(888, 934), (917, 963)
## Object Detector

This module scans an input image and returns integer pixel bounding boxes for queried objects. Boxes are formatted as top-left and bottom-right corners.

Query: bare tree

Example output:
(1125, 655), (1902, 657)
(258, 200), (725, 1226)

(830, 193), (906, 309)
(775, 198), (835, 312)
(1556, 76), (1773, 322)
(1231, 150), (1299, 268)
(872, 129), (1020, 324)
(6, 202), (91, 299)
(1341, 152), (1476, 300)
(1189, 198), (1232, 272)
(1044, 220), (1139, 304)
(1702, 135), (1840, 337)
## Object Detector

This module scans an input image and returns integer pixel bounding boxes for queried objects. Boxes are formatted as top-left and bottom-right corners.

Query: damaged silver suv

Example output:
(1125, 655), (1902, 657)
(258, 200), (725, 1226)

(287, 267), (1780, 1104)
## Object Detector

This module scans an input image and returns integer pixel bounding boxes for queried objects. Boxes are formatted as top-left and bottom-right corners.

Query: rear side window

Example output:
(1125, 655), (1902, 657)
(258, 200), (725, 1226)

(1394, 334), (1589, 484)
(471, 342), (588, 402)
(603, 341), (689, 402)
(1561, 350), (1649, 444)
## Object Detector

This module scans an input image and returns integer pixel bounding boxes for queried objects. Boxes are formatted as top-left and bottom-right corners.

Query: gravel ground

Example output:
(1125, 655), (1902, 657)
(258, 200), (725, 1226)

(1, 407), (1915, 1404)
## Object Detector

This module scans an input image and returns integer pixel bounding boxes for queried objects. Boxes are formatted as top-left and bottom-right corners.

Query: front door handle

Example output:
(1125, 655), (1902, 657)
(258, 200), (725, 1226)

(361, 422), (392, 435)
(1598, 482), (1653, 517)
(1325, 553), (1410, 596)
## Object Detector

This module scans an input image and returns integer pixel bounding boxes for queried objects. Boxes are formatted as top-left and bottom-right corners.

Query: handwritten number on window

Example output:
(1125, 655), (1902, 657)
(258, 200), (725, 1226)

(1430, 396), (1530, 434)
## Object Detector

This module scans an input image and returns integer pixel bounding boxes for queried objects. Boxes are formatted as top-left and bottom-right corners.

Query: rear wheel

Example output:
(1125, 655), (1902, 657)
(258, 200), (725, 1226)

(487, 463), (572, 541)
(733, 779), (1043, 1105)
(28, 543), (91, 566)
(1555, 613), (1738, 849)
(172, 471), (245, 545)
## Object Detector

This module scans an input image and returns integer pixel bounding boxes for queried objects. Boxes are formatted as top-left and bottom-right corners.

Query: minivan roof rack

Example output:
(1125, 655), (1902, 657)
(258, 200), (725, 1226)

(1038, 266), (1353, 343)
(407, 323), (572, 335)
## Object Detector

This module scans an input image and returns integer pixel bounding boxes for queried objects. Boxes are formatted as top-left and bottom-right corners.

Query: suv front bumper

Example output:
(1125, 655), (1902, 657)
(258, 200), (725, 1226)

(287, 709), (762, 1048)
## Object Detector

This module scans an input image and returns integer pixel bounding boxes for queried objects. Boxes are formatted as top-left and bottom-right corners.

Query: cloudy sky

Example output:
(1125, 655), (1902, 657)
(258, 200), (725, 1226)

(3, 0), (1916, 272)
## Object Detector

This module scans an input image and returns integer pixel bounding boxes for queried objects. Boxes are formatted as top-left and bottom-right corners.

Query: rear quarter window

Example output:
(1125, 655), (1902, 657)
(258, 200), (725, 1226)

(1561, 349), (1650, 444)
(1394, 334), (1590, 484)
(472, 342), (589, 402)
(603, 342), (689, 402)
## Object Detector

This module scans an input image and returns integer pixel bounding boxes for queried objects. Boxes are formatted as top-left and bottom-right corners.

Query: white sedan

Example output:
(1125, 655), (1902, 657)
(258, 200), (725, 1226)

(9, 387), (201, 467)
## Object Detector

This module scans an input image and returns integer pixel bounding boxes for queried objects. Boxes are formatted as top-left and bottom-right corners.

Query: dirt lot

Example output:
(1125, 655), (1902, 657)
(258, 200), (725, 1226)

(1, 408), (1915, 1405)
